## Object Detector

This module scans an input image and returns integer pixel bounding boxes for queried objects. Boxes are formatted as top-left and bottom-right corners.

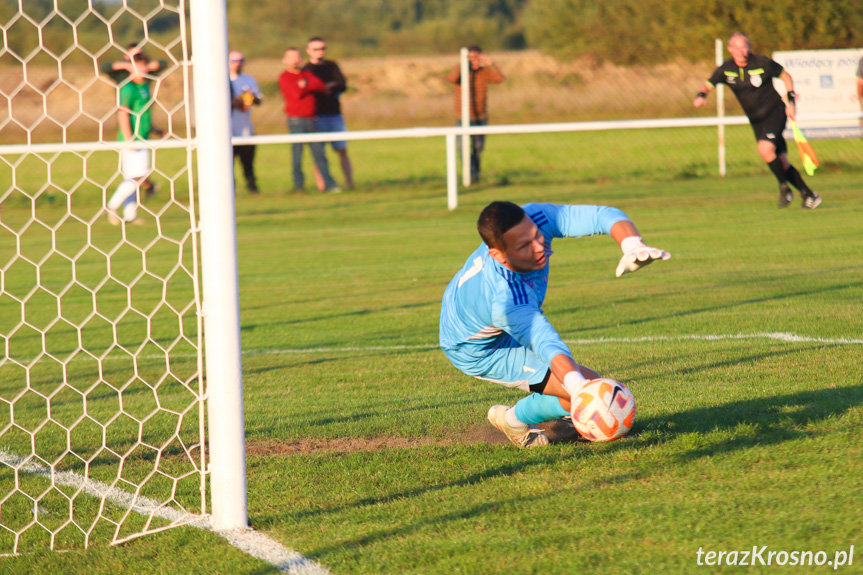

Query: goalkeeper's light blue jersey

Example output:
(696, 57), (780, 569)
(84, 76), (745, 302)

(439, 203), (628, 368)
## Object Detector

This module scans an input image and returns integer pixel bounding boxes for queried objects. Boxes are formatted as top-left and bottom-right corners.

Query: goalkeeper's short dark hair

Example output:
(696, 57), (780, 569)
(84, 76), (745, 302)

(477, 201), (525, 250)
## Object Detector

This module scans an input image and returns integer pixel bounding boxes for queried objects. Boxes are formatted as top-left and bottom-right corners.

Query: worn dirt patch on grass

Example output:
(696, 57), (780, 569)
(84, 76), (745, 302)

(246, 418), (585, 456)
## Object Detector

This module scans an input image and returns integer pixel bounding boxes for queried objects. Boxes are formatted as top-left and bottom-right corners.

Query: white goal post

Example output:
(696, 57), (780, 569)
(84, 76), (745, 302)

(189, 0), (247, 533)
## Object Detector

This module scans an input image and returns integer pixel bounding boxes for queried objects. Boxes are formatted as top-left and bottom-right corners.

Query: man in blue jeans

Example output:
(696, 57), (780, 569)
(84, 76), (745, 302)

(304, 37), (354, 189)
(278, 48), (340, 193)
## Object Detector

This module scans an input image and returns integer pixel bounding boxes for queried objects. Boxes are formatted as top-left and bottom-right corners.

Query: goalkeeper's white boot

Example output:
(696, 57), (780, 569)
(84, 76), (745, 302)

(487, 405), (549, 449)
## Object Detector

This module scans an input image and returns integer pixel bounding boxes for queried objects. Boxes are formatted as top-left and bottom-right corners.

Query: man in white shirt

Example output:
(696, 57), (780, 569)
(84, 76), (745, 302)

(229, 50), (263, 194)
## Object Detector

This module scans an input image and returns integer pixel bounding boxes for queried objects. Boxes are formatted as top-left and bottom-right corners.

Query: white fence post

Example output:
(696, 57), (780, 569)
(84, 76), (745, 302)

(446, 133), (458, 210)
(460, 47), (471, 186)
(716, 38), (726, 177)
(190, 0), (248, 531)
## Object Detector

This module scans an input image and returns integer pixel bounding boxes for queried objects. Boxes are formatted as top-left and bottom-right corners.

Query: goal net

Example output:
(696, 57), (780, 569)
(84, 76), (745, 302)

(0, 0), (208, 553)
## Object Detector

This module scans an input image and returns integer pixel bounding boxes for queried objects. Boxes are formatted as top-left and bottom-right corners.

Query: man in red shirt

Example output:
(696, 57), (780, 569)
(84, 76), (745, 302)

(278, 48), (340, 193)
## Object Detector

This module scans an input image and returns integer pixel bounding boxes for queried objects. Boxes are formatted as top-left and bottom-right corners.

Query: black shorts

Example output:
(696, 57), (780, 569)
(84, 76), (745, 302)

(529, 370), (552, 393)
(749, 106), (787, 154)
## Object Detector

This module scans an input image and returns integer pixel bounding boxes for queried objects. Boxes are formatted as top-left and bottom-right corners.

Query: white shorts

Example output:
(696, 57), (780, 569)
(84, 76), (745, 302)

(121, 149), (151, 179)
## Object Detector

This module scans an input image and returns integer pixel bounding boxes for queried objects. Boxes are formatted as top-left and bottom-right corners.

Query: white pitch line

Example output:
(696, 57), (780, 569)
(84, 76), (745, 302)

(246, 344), (440, 355)
(562, 332), (863, 345)
(0, 451), (330, 574)
(248, 332), (863, 355)
(218, 528), (330, 575)
(10, 332), (859, 367)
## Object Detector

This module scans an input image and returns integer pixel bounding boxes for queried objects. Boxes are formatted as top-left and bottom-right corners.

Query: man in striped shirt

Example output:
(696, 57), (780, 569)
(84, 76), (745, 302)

(447, 46), (505, 183)
(439, 201), (670, 448)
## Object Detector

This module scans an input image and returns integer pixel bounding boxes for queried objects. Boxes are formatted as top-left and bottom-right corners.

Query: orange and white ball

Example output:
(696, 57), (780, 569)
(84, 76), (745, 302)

(570, 378), (636, 442)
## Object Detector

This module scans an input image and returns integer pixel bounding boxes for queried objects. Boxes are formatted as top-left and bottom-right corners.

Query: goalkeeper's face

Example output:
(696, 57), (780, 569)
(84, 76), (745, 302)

(494, 216), (547, 273)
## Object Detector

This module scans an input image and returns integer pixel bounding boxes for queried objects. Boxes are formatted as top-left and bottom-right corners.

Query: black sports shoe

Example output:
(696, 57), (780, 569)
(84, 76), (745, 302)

(777, 184), (793, 208)
(802, 193), (822, 209)
(142, 180), (157, 199)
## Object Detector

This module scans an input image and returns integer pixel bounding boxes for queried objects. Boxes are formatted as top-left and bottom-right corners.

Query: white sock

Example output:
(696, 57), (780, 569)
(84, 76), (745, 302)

(108, 180), (138, 221)
(504, 407), (529, 430)
(122, 194), (138, 221)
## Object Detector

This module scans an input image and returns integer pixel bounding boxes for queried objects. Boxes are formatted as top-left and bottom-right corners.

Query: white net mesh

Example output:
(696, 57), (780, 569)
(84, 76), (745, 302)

(0, 0), (206, 553)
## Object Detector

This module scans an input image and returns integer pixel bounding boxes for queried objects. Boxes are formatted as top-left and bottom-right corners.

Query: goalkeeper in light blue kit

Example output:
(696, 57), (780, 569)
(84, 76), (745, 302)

(439, 201), (670, 448)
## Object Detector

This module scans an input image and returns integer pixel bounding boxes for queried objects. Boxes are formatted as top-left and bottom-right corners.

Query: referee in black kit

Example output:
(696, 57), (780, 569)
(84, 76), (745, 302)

(694, 32), (822, 209)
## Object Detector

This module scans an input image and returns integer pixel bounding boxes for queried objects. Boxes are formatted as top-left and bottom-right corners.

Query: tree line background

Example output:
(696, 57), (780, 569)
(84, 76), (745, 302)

(229, 0), (863, 64)
(2, 0), (862, 65)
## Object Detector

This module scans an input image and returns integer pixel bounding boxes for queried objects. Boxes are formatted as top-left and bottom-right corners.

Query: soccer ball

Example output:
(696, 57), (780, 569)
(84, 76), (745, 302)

(570, 378), (636, 442)
(241, 90), (255, 110)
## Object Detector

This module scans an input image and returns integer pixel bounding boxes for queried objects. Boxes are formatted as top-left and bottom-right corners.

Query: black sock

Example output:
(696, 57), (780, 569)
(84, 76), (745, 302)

(767, 158), (787, 185)
(785, 165), (812, 195)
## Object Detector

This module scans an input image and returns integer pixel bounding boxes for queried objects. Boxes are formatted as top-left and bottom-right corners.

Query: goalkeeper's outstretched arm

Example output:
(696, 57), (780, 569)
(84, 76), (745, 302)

(610, 220), (671, 277)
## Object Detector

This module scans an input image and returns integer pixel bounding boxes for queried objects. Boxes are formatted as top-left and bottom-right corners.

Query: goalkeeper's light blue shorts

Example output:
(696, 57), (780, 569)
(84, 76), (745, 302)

(442, 335), (550, 392)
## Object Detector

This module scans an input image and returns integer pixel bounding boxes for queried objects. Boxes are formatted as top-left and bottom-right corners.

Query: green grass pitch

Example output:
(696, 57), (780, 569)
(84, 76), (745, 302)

(1, 128), (862, 574)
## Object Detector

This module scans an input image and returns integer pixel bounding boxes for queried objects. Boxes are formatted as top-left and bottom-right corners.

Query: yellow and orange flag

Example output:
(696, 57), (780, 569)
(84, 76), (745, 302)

(790, 120), (819, 176)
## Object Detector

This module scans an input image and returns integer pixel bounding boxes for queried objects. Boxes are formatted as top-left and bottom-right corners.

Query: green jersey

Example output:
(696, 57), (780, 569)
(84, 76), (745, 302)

(118, 80), (152, 142)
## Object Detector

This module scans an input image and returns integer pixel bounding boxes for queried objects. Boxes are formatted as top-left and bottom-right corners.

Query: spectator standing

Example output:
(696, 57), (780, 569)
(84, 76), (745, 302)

(304, 37), (354, 189)
(278, 48), (341, 193)
(106, 53), (155, 225)
(229, 50), (263, 194)
(447, 45), (505, 183)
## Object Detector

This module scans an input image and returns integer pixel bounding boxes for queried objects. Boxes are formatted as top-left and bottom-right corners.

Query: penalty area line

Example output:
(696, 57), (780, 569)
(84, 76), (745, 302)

(247, 332), (863, 355)
(15, 333), (859, 366)
(0, 450), (330, 574)
(563, 332), (863, 345)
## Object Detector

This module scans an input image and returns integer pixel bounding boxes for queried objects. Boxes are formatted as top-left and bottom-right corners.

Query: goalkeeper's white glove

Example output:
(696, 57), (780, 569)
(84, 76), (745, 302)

(615, 236), (670, 278)
(562, 370), (587, 398)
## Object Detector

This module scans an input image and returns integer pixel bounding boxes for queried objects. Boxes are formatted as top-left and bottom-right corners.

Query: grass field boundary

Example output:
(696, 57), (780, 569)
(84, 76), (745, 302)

(0, 451), (329, 574)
